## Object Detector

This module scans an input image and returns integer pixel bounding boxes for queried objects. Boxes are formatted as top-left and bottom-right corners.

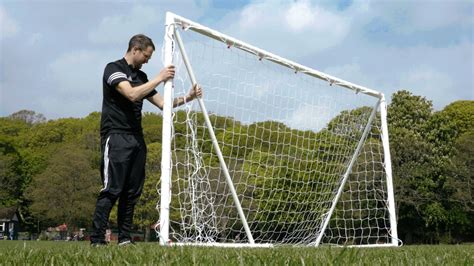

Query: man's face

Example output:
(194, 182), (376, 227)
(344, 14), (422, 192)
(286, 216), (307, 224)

(134, 46), (153, 69)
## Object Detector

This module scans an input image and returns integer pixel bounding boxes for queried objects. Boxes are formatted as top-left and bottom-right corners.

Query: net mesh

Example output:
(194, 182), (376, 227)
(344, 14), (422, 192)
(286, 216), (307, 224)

(158, 26), (393, 246)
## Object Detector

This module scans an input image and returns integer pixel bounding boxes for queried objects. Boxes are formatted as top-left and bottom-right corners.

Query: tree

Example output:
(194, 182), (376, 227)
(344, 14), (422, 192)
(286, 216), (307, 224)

(424, 100), (474, 156)
(389, 92), (474, 243)
(0, 145), (23, 206)
(428, 102), (474, 242)
(9, 110), (46, 125)
(0, 117), (34, 228)
(388, 90), (433, 133)
(447, 131), (474, 241)
(26, 143), (99, 230)
(388, 90), (438, 243)
(2, 102), (473, 243)
(135, 142), (162, 241)
(449, 131), (474, 210)
(422, 101), (474, 242)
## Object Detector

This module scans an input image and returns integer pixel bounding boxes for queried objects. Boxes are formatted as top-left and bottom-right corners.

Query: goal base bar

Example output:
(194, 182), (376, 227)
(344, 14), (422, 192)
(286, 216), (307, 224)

(170, 242), (274, 248)
(168, 243), (398, 248)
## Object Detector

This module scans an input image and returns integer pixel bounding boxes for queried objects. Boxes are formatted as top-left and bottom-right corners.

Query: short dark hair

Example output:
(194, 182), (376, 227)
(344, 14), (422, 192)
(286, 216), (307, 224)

(127, 34), (155, 52)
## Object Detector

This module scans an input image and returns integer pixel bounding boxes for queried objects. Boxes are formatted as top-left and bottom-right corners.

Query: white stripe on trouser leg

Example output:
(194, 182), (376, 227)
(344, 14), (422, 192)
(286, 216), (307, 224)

(101, 136), (111, 192)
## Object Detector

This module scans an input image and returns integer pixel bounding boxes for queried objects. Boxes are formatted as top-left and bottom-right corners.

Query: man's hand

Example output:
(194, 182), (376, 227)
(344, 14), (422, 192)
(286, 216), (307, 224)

(189, 84), (203, 100)
(158, 65), (175, 82)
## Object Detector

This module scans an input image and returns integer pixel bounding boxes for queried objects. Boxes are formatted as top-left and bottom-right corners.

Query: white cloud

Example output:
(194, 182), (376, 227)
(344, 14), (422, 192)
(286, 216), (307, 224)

(27, 32), (43, 46)
(1, 1), (472, 120)
(319, 41), (473, 109)
(88, 2), (206, 46)
(286, 103), (334, 131)
(323, 62), (377, 90)
(399, 65), (456, 107)
(366, 0), (473, 34)
(89, 5), (162, 45)
(0, 6), (19, 38)
(49, 50), (103, 93)
(285, 1), (316, 32)
(46, 49), (119, 117)
(403, 66), (453, 90)
(373, 41), (473, 108)
(222, 0), (350, 59)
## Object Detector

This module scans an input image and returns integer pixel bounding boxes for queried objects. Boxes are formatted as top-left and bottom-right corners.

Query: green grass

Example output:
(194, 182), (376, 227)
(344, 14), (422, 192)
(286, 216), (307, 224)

(0, 241), (473, 265)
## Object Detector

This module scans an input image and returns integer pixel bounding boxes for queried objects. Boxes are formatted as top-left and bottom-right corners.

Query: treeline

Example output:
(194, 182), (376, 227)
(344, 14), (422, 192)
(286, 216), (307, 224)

(0, 90), (473, 244)
(388, 91), (473, 244)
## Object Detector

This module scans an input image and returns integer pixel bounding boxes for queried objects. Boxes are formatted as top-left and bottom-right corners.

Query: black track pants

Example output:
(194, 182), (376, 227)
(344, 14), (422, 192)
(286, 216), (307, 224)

(91, 133), (147, 244)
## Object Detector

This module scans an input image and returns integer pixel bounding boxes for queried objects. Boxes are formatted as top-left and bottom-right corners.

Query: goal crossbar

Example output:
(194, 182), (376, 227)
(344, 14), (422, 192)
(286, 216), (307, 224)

(166, 12), (382, 99)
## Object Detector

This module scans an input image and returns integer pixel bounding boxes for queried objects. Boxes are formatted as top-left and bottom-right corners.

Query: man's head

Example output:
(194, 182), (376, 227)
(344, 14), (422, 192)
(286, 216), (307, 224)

(126, 34), (155, 69)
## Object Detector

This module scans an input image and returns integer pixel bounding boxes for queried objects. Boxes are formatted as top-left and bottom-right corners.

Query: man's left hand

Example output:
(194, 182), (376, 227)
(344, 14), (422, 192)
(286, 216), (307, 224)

(190, 84), (203, 99)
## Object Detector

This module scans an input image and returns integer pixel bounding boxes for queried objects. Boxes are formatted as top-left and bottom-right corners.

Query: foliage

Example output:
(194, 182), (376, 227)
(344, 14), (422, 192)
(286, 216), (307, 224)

(135, 141), (162, 238)
(0, 146), (23, 206)
(388, 91), (473, 243)
(388, 90), (433, 132)
(25, 143), (99, 229)
(8, 110), (46, 125)
(1, 95), (473, 244)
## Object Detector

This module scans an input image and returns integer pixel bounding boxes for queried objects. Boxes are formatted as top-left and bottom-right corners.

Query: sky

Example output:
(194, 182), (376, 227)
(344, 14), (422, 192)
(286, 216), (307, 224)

(0, 0), (473, 120)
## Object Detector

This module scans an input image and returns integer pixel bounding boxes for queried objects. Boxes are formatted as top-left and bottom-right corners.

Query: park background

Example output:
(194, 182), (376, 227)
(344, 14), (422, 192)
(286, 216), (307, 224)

(1, 0), (473, 246)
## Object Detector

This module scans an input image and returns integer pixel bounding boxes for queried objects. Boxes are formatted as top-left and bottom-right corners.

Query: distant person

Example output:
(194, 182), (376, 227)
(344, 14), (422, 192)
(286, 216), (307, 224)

(8, 226), (14, 240)
(90, 34), (202, 247)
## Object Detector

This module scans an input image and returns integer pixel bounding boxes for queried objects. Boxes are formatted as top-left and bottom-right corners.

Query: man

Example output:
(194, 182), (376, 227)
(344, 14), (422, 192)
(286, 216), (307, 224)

(90, 34), (202, 246)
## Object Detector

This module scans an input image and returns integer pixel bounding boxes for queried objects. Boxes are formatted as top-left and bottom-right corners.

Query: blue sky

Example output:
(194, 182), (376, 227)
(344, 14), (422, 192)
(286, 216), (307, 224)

(0, 0), (473, 119)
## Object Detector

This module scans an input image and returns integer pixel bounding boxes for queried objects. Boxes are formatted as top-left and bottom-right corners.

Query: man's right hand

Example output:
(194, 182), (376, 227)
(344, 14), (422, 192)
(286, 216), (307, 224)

(158, 65), (175, 82)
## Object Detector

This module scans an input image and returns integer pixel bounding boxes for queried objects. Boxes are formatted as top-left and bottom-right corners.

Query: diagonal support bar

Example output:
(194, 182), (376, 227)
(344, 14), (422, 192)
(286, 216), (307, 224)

(172, 24), (255, 244)
(313, 100), (381, 246)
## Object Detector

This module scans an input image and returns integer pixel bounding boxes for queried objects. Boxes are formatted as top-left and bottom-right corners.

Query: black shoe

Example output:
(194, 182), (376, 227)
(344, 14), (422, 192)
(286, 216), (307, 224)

(91, 241), (107, 247)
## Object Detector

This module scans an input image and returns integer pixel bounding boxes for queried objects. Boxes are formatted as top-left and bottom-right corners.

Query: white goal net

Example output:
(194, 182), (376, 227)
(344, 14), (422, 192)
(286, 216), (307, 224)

(158, 12), (398, 247)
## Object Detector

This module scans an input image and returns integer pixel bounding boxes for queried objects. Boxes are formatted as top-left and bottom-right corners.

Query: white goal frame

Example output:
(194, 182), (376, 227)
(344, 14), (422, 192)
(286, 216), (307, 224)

(159, 12), (398, 247)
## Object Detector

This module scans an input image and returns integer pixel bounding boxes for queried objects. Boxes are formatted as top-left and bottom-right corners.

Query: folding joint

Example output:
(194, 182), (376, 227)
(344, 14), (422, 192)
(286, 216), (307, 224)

(181, 22), (191, 31)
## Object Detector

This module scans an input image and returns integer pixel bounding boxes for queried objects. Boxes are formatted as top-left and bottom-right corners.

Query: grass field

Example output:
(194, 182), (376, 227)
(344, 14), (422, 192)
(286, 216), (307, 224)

(0, 241), (473, 265)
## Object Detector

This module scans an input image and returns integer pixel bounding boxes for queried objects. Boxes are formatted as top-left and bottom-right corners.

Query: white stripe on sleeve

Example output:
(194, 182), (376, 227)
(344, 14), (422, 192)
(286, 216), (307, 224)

(107, 72), (127, 85)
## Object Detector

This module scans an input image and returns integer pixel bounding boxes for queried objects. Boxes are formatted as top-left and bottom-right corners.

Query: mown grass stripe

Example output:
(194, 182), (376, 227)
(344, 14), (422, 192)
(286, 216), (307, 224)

(0, 241), (473, 265)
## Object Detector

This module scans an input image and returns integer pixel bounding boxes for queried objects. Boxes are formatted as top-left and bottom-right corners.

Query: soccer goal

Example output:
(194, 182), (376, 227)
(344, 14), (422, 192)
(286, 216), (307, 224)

(157, 12), (399, 247)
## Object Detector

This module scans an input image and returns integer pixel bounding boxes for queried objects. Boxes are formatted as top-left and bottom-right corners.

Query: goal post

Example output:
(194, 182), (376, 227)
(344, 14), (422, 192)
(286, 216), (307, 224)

(158, 12), (399, 247)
